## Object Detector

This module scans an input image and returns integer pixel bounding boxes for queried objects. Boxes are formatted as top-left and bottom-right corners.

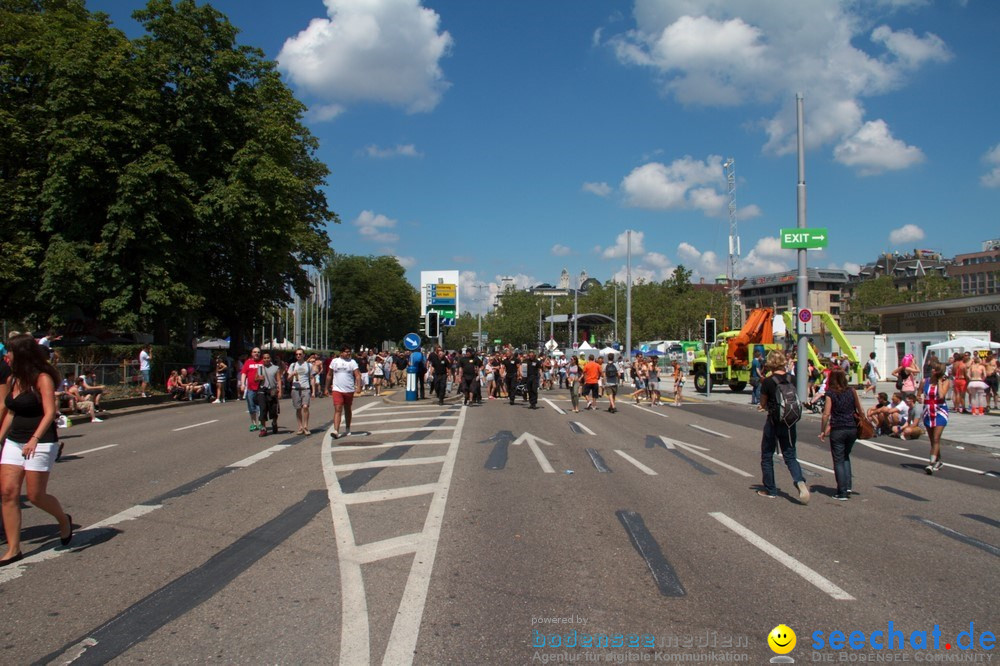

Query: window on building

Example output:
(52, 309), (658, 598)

(830, 306), (840, 315)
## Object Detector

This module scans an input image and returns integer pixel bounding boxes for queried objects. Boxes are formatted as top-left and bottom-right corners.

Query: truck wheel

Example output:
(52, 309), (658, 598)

(694, 369), (708, 393)
(728, 382), (747, 393)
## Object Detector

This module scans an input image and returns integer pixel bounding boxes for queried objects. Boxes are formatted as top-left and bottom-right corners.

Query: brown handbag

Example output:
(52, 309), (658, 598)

(854, 388), (876, 439)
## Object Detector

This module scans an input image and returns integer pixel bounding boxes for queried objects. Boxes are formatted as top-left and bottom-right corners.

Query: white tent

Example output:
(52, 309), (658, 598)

(598, 346), (619, 356)
(196, 337), (229, 350)
(267, 338), (296, 351)
(923, 336), (1000, 366)
(578, 341), (594, 350)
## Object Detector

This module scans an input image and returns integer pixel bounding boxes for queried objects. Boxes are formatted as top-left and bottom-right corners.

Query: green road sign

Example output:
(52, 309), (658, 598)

(428, 307), (456, 319)
(493, 339), (502, 344)
(780, 227), (828, 249)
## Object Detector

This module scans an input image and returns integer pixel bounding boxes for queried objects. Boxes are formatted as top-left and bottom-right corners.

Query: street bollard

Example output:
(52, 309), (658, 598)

(406, 365), (417, 402)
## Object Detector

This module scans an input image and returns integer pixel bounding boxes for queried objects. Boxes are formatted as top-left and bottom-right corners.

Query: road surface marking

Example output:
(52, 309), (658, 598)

(876, 486), (929, 502)
(543, 398), (566, 414)
(171, 419), (219, 431)
(331, 455), (448, 472)
(331, 438), (452, 451)
(689, 424), (731, 439)
(570, 421), (596, 436)
(513, 432), (556, 473)
(361, 406), (459, 414)
(857, 439), (988, 474)
(350, 415), (459, 426)
(322, 405), (468, 665)
(709, 512), (855, 600)
(614, 450), (658, 475)
(796, 458), (834, 474)
(72, 444), (117, 456)
(673, 442), (752, 477)
(229, 445), (289, 468)
(631, 403), (669, 418)
(361, 426), (456, 436)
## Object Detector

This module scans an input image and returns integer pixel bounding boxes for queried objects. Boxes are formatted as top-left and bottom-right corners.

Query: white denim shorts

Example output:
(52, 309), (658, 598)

(2, 439), (59, 473)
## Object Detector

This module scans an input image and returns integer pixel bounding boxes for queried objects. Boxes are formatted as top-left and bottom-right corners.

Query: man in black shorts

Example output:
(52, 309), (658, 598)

(459, 348), (478, 405)
(429, 347), (450, 405)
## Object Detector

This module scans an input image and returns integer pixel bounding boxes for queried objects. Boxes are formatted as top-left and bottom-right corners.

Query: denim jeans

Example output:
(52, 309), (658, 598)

(829, 427), (856, 495)
(760, 419), (805, 495)
(751, 379), (761, 404)
(245, 388), (259, 416)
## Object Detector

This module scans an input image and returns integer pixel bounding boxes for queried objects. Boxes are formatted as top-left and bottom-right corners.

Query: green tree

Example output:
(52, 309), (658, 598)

(841, 276), (906, 331)
(911, 273), (960, 302)
(325, 255), (419, 347)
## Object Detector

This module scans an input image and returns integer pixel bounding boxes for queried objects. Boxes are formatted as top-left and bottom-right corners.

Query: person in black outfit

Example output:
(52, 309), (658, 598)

(459, 349), (478, 405)
(502, 351), (519, 405)
(521, 351), (542, 409)
(429, 347), (450, 405)
(470, 350), (484, 404)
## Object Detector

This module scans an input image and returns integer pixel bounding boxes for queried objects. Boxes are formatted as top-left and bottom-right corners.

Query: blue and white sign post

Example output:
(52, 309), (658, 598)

(403, 332), (421, 401)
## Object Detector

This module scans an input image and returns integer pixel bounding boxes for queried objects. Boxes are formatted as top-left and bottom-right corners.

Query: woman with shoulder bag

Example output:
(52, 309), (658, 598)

(819, 369), (864, 501)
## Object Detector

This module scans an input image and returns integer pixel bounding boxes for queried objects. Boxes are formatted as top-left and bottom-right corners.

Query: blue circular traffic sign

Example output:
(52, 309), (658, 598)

(403, 333), (421, 351)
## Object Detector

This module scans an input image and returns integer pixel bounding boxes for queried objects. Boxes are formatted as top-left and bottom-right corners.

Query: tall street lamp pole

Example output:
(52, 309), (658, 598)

(625, 230), (633, 362)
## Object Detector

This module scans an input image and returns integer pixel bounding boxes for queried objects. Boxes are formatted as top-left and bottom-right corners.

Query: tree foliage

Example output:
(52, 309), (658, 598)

(325, 255), (419, 348)
(0, 0), (336, 349)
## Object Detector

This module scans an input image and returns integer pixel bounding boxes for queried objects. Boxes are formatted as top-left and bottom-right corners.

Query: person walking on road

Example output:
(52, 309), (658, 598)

(503, 351), (519, 406)
(819, 369), (864, 500)
(757, 350), (810, 504)
(566, 355), (581, 413)
(240, 348), (264, 432)
(671, 359), (685, 407)
(287, 348), (313, 435)
(429, 347), (449, 405)
(521, 351), (543, 409)
(0, 334), (74, 565)
(581, 355), (601, 410)
(256, 353), (282, 437)
(921, 361), (951, 474)
(327, 346), (361, 440)
(604, 353), (620, 413)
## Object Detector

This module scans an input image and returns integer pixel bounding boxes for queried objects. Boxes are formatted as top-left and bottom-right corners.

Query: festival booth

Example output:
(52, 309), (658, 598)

(922, 336), (1000, 368)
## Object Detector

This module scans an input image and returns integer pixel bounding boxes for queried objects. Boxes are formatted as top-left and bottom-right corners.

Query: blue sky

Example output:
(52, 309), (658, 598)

(91, 0), (1000, 312)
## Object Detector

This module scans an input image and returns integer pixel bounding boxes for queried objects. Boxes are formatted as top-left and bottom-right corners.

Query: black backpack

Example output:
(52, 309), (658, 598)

(773, 375), (802, 427)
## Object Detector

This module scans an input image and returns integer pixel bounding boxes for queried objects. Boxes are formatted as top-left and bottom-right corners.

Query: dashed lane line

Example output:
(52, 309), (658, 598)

(689, 424), (731, 439)
(171, 419), (219, 432)
(543, 398), (566, 414)
(614, 450), (658, 476)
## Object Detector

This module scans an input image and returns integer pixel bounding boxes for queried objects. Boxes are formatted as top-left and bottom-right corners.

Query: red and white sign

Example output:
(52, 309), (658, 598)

(797, 308), (813, 335)
(798, 308), (812, 323)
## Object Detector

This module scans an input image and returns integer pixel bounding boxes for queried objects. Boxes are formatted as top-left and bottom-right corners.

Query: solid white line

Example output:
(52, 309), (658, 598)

(360, 406), (459, 414)
(709, 512), (855, 601)
(72, 444), (117, 456)
(543, 398), (566, 414)
(350, 416), (459, 426)
(229, 445), (288, 468)
(797, 458), (834, 474)
(331, 439), (452, 452)
(872, 441), (909, 451)
(614, 450), (658, 475)
(340, 484), (439, 505)
(354, 533), (424, 564)
(331, 456), (447, 472)
(630, 403), (669, 418)
(171, 419), (219, 432)
(361, 426), (456, 436)
(675, 444), (753, 477)
(857, 439), (988, 474)
(571, 421), (596, 436)
(689, 424), (731, 439)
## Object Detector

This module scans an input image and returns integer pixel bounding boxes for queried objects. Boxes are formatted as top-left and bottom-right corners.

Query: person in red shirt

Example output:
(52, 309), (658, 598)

(240, 348), (264, 432)
(581, 355), (602, 410)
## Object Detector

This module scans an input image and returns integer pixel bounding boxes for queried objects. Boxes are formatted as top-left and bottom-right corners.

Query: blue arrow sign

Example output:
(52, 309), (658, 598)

(403, 333), (421, 350)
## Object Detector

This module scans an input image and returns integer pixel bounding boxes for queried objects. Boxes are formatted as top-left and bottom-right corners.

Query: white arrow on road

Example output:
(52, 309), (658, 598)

(663, 437), (752, 477)
(513, 432), (555, 473)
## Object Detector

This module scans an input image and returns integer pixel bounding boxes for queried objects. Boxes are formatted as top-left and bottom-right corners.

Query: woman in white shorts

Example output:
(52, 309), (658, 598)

(1, 334), (73, 566)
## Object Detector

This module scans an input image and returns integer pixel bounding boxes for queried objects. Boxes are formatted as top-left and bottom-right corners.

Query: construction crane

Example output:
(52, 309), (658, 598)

(723, 157), (741, 330)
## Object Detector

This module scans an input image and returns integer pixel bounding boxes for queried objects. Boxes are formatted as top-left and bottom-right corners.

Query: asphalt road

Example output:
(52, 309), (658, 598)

(1, 389), (997, 664)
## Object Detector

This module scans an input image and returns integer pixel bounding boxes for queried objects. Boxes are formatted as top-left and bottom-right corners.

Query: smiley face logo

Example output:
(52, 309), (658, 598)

(768, 625), (796, 655)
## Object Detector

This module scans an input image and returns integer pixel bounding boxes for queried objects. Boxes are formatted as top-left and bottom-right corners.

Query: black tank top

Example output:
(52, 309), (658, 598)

(5, 387), (58, 443)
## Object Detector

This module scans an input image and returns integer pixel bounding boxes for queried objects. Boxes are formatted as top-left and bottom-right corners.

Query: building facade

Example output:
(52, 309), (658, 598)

(739, 268), (851, 323)
(949, 239), (1000, 296)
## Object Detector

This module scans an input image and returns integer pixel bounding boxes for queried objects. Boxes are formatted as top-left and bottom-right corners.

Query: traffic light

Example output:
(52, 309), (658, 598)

(425, 311), (440, 338)
(703, 317), (717, 345)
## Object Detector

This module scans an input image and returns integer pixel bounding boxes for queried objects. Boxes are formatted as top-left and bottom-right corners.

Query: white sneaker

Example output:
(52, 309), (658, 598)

(93, 417), (104, 423)
(796, 481), (811, 505)
(56, 416), (68, 428)
(213, 399), (222, 404)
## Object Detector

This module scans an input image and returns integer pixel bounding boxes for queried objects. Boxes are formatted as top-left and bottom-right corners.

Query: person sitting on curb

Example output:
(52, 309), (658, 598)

(68, 377), (103, 423)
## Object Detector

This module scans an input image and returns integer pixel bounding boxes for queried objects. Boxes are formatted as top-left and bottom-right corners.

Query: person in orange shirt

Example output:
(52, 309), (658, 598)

(582, 354), (602, 410)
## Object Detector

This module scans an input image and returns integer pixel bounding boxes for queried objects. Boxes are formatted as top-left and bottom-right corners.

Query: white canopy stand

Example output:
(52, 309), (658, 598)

(922, 336), (999, 368)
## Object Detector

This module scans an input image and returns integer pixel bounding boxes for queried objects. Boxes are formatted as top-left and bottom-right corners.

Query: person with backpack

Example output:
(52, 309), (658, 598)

(604, 353), (619, 413)
(756, 350), (810, 504)
(862, 352), (881, 396)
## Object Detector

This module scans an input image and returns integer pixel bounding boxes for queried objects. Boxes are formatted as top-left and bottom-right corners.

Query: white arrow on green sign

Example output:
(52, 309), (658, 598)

(780, 227), (828, 249)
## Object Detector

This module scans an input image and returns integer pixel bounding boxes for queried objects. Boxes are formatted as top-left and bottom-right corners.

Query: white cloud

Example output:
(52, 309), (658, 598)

(601, 231), (646, 259)
(551, 244), (572, 257)
(981, 143), (1000, 188)
(362, 143), (423, 159)
(828, 261), (862, 274)
(644, 252), (673, 268)
(677, 241), (724, 278)
(582, 181), (612, 197)
(622, 156), (742, 217)
(612, 264), (659, 284)
(740, 236), (794, 276)
(278, 0), (453, 115)
(353, 210), (399, 243)
(738, 204), (762, 220)
(889, 223), (925, 245)
(607, 0), (951, 172)
(394, 255), (416, 269)
(833, 119), (925, 175)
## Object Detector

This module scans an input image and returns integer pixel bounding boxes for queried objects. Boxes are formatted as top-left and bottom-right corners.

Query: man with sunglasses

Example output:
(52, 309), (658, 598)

(287, 348), (313, 435)
(240, 348), (264, 432)
(327, 346), (361, 440)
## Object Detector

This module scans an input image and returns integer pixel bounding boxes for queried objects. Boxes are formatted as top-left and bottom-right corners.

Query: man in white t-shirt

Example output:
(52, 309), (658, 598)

(286, 348), (313, 436)
(326, 346), (361, 440)
(139, 344), (152, 397)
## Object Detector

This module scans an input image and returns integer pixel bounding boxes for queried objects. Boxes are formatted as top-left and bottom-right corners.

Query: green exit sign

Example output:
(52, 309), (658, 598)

(780, 227), (828, 249)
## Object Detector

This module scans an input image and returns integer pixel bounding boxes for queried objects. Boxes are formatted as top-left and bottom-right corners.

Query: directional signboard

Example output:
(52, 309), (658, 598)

(403, 333), (421, 350)
(780, 227), (828, 249)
